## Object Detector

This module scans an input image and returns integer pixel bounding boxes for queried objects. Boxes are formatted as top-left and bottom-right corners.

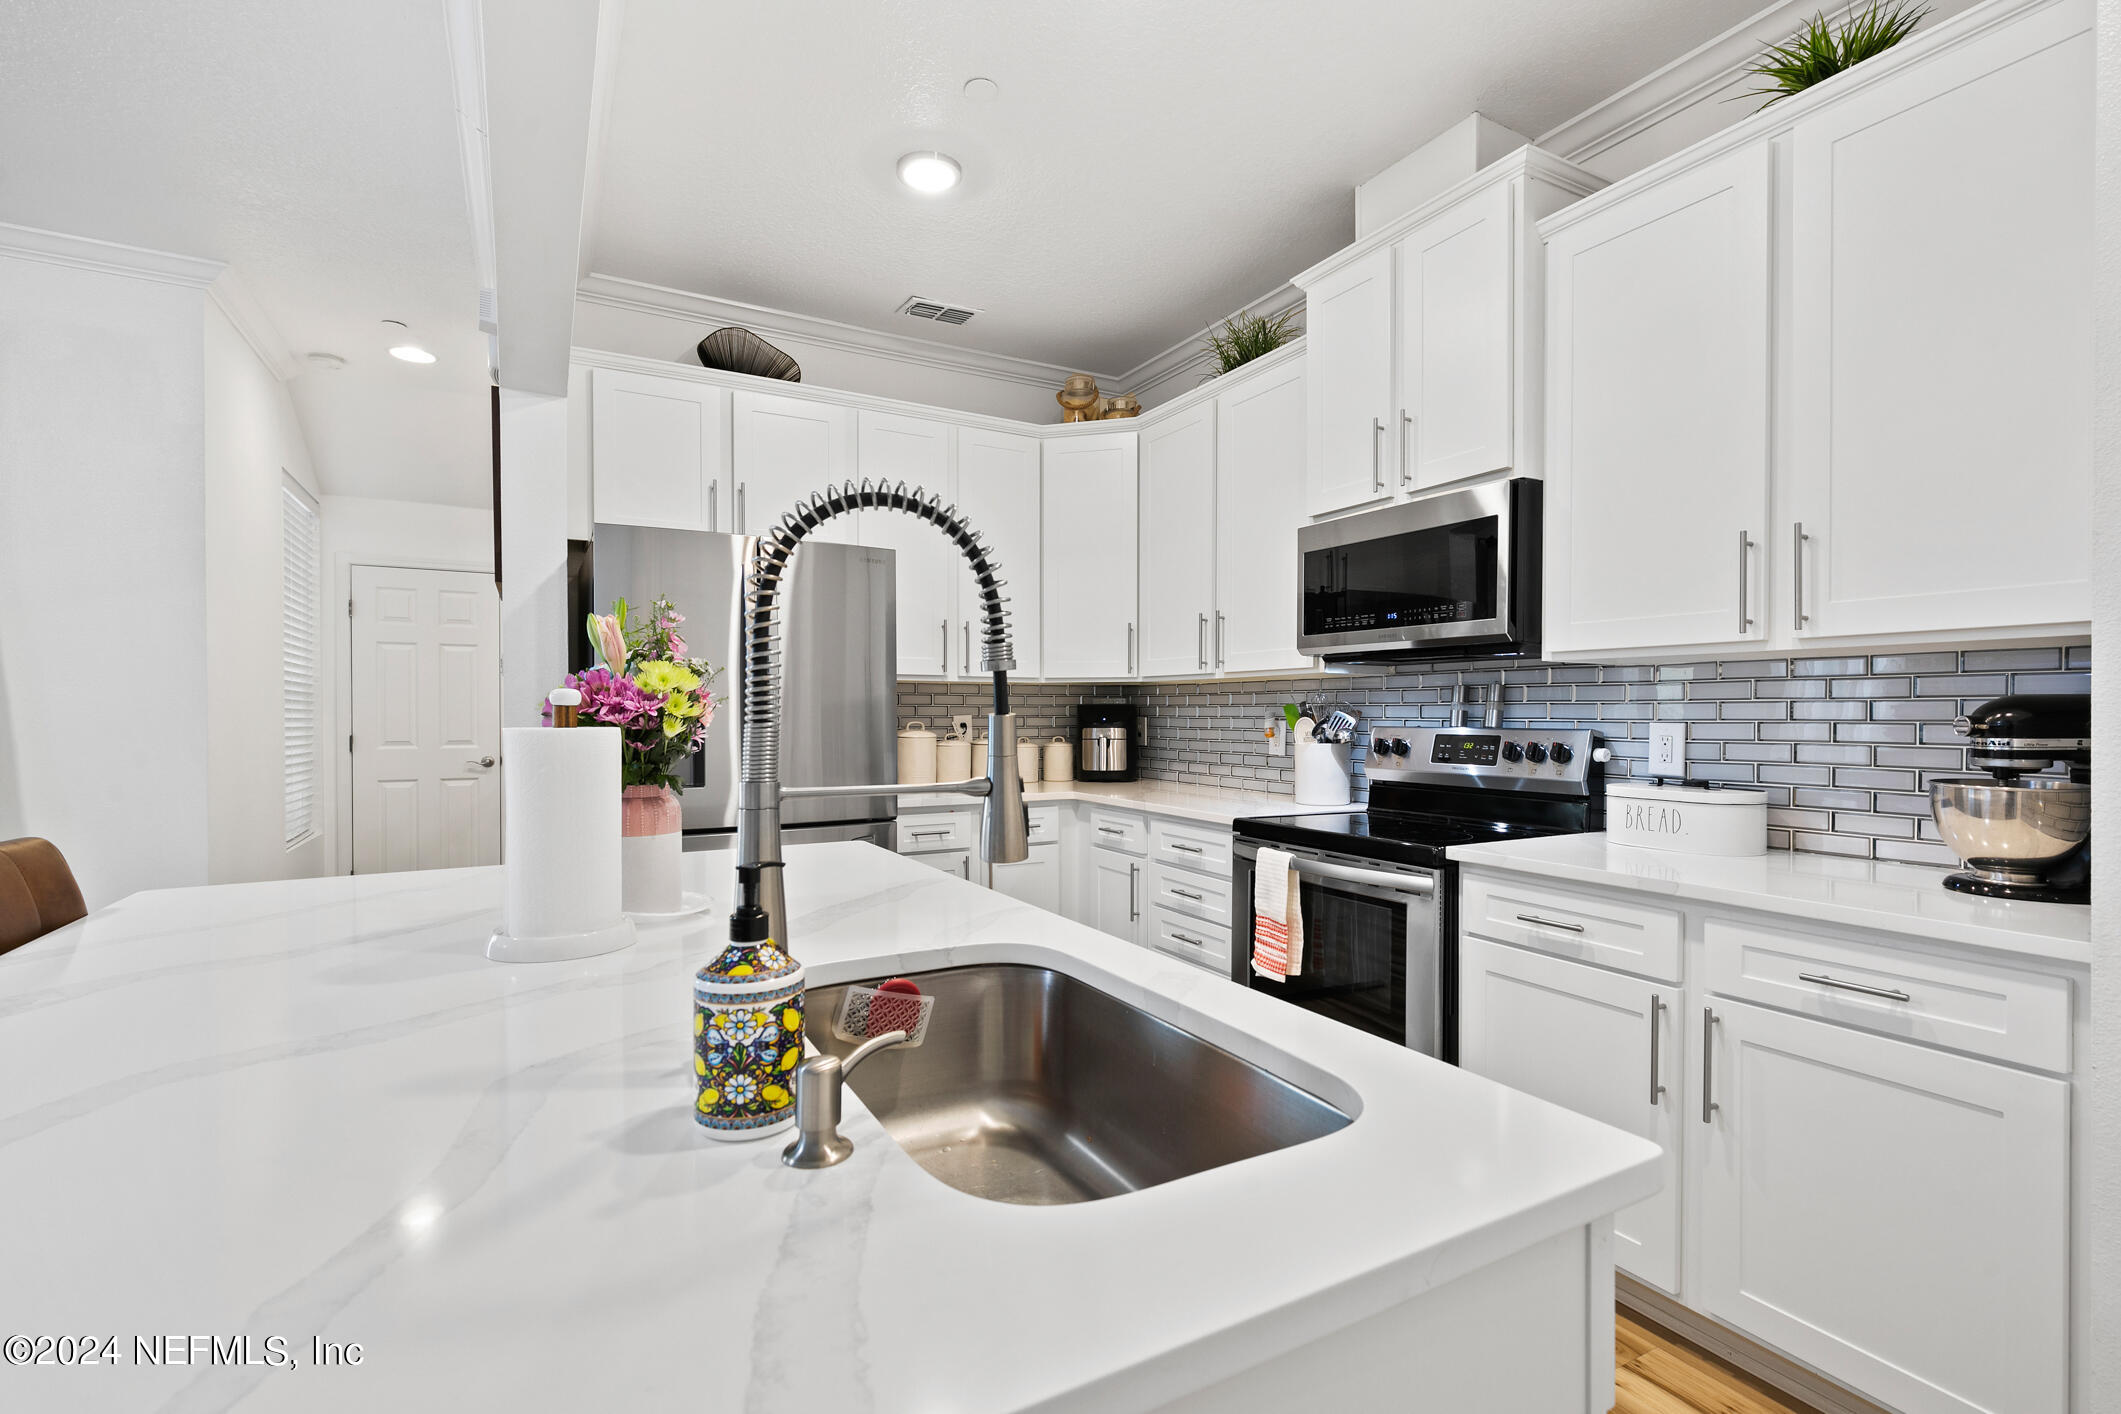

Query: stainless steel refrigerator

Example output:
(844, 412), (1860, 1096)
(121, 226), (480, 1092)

(592, 526), (898, 852)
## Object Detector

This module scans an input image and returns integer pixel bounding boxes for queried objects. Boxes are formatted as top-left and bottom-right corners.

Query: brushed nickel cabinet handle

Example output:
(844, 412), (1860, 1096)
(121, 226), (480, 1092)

(1127, 622), (1135, 675)
(1172, 887), (1204, 901)
(1799, 971), (1910, 1002)
(1129, 863), (1139, 921)
(1198, 612), (1208, 670)
(1400, 411), (1414, 486)
(1170, 842), (1203, 854)
(940, 618), (950, 673)
(964, 620), (971, 671)
(1737, 531), (1755, 635)
(1371, 417), (1385, 491)
(1215, 611), (1226, 668)
(1097, 825), (1127, 836)
(1793, 522), (1810, 628)
(1516, 913), (1586, 933)
(1648, 994), (1666, 1107)
(736, 482), (746, 532)
(1701, 1008), (1720, 1124)
(708, 479), (718, 531)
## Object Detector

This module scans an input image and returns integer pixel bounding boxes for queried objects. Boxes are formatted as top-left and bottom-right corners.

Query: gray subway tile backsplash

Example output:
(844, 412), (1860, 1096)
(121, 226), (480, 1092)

(898, 643), (2089, 868)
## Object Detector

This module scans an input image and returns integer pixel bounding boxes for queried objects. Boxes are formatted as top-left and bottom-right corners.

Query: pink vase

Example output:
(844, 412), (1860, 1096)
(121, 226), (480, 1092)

(620, 785), (683, 913)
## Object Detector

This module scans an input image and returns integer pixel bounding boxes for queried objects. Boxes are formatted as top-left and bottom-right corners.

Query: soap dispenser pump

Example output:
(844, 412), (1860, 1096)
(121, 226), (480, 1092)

(693, 867), (806, 1140)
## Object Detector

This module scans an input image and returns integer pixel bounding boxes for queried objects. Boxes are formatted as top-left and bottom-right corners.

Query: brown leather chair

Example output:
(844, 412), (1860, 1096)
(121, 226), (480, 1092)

(0, 838), (88, 956)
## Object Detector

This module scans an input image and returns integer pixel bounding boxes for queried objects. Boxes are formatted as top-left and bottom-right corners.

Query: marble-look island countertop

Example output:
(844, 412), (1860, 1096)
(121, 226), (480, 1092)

(1448, 833), (2090, 966)
(899, 776), (1355, 826)
(0, 844), (1657, 1413)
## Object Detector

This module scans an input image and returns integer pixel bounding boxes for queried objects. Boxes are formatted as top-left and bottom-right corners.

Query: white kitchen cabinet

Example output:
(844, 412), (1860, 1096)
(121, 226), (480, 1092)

(1138, 404), (1218, 677)
(991, 842), (1061, 913)
(1542, 145), (1773, 657)
(1089, 848), (1144, 944)
(1213, 356), (1309, 674)
(1458, 938), (1683, 1295)
(1042, 432), (1139, 679)
(1302, 246), (1395, 516)
(855, 410), (957, 676)
(1787, 2), (2092, 641)
(589, 370), (728, 531)
(731, 391), (858, 543)
(1396, 180), (1513, 492)
(955, 427), (1043, 680)
(1696, 997), (2069, 1414)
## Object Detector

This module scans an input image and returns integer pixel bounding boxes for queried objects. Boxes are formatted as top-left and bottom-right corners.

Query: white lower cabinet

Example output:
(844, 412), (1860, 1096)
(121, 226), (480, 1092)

(1089, 848), (1144, 943)
(908, 848), (974, 882)
(991, 842), (1061, 913)
(1696, 998), (2069, 1414)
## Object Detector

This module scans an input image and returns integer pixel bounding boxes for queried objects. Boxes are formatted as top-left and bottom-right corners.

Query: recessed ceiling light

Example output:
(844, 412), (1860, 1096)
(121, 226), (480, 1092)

(389, 344), (436, 364)
(897, 151), (962, 195)
(963, 77), (998, 101)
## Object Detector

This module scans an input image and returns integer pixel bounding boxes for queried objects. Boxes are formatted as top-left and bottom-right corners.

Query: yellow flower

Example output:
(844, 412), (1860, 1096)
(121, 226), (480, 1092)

(663, 714), (687, 739)
(635, 660), (700, 696)
(781, 1007), (802, 1034)
(696, 1088), (718, 1113)
(779, 1046), (800, 1072)
(763, 1084), (791, 1110)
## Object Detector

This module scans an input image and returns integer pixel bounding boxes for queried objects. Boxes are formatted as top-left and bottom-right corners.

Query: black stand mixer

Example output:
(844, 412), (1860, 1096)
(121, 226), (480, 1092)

(1927, 695), (2091, 904)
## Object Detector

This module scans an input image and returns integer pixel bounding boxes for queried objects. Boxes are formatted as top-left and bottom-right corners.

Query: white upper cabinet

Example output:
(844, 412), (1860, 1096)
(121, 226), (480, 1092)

(855, 411), (957, 677)
(1397, 180), (1514, 492)
(731, 391), (858, 543)
(1542, 146), (1774, 657)
(1214, 356), (1309, 674)
(590, 370), (728, 531)
(1042, 432), (1139, 679)
(1787, 1), (2092, 640)
(1302, 246), (1395, 516)
(1138, 404), (1218, 676)
(955, 427), (1043, 680)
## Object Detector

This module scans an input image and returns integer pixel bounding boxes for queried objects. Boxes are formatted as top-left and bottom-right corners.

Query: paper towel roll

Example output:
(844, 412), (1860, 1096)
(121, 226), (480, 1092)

(486, 726), (638, 963)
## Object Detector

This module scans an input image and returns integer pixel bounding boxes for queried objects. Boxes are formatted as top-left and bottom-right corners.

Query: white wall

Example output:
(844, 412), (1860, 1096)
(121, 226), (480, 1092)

(0, 254), (210, 907)
(203, 303), (328, 886)
(319, 493), (494, 875)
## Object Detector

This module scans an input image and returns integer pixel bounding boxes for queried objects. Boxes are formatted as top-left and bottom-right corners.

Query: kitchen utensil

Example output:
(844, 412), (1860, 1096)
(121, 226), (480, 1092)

(1320, 708), (1359, 743)
(1929, 694), (2091, 903)
(1607, 780), (1767, 857)
(1044, 735), (1075, 782)
(897, 720), (939, 785)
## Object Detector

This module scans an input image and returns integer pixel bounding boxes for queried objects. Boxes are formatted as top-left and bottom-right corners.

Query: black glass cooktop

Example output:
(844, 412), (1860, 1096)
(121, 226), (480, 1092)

(1234, 810), (1575, 868)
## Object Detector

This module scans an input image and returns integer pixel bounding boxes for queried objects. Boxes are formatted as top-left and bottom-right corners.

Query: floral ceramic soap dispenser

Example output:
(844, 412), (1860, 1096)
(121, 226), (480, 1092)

(694, 867), (806, 1140)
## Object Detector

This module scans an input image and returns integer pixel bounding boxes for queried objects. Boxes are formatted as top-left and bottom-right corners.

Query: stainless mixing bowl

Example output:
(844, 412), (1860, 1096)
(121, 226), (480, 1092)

(1928, 776), (2090, 885)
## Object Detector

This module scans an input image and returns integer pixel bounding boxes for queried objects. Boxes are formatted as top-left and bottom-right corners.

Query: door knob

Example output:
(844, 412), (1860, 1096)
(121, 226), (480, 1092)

(468, 756), (496, 769)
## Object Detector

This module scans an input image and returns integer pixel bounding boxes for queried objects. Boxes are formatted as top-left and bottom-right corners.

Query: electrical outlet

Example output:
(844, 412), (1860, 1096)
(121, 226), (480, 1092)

(950, 713), (973, 740)
(1649, 722), (1686, 777)
(1263, 716), (1286, 756)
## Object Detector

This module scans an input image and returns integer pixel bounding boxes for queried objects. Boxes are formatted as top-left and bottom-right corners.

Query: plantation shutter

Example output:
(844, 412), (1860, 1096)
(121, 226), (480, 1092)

(281, 481), (322, 847)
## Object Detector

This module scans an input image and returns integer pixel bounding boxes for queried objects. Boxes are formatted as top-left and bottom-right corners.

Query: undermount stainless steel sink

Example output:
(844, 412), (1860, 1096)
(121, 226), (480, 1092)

(806, 964), (1350, 1205)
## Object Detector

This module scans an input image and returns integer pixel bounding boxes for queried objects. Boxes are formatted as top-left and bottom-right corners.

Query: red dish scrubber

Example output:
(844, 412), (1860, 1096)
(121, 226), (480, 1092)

(867, 977), (923, 1037)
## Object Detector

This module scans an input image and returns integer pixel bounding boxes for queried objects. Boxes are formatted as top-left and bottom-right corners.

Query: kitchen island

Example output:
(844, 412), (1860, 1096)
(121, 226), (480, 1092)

(0, 844), (1658, 1413)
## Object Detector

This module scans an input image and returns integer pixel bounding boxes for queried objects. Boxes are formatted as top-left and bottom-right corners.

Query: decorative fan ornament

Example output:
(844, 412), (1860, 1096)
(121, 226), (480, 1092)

(695, 327), (801, 382)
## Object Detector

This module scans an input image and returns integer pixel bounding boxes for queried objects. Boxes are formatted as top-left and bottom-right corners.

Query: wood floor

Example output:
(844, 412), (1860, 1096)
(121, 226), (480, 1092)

(1613, 1311), (1821, 1414)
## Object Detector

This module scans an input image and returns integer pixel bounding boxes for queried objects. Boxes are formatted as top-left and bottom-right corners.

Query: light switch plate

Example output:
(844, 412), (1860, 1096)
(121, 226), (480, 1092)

(1649, 722), (1686, 777)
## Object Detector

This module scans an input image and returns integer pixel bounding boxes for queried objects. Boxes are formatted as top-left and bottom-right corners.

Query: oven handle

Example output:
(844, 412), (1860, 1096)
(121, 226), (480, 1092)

(1284, 857), (1436, 895)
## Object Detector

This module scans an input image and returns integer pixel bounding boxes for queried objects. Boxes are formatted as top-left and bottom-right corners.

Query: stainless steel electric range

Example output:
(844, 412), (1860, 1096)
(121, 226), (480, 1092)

(1232, 726), (1609, 1062)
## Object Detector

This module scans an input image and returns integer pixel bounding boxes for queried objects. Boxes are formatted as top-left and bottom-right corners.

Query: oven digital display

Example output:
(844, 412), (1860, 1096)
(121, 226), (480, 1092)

(1431, 735), (1500, 766)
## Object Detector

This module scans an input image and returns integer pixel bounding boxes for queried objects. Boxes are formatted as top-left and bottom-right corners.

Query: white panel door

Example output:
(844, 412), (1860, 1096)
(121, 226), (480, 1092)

(955, 426), (1043, 680)
(1788, 6), (2092, 638)
(1137, 404), (1217, 677)
(1458, 938), (1683, 1294)
(1544, 146), (1772, 656)
(855, 410), (957, 677)
(1041, 432), (1139, 679)
(1398, 180), (1514, 490)
(590, 371), (728, 531)
(1089, 851), (1142, 943)
(1304, 247), (1395, 516)
(350, 566), (501, 873)
(1215, 357), (1310, 674)
(731, 392), (858, 543)
(1696, 999), (2069, 1414)
(991, 842), (1061, 913)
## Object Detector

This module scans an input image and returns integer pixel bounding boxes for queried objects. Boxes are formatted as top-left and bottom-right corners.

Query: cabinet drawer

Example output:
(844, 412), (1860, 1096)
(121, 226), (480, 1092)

(1150, 817), (1232, 876)
(1148, 908), (1231, 975)
(897, 811), (973, 854)
(908, 849), (974, 881)
(1704, 918), (2072, 1072)
(1024, 805), (1061, 845)
(1087, 809), (1148, 855)
(1459, 873), (1683, 982)
(1148, 860), (1232, 928)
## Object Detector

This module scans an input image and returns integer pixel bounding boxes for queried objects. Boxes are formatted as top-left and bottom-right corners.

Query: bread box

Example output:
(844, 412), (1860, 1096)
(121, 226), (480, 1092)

(1606, 780), (1767, 857)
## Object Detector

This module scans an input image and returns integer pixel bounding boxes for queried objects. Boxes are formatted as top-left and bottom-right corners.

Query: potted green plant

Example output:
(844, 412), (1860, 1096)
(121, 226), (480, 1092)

(1201, 308), (1301, 379)
(1738, 1), (1929, 108)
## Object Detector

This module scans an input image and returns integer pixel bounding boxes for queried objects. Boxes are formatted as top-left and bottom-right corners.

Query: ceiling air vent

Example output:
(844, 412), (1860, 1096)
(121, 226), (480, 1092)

(898, 296), (981, 327)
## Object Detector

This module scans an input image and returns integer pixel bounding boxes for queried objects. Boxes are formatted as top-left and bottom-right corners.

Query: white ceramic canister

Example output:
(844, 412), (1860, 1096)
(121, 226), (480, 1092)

(936, 736), (973, 782)
(897, 720), (938, 785)
(1293, 737), (1353, 806)
(1043, 734), (1075, 782)
(1606, 780), (1767, 856)
(1016, 737), (1041, 785)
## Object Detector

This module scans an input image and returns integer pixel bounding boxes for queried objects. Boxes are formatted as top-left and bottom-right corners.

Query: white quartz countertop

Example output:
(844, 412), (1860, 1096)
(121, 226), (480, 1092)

(1448, 834), (2090, 966)
(0, 844), (1657, 1413)
(899, 777), (1353, 826)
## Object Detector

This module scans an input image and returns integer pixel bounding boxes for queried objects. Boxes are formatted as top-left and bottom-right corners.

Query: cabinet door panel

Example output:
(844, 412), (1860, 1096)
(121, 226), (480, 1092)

(1790, 9), (2092, 638)
(1042, 433), (1139, 679)
(1459, 938), (1682, 1293)
(1399, 181), (1513, 490)
(1304, 248), (1395, 515)
(732, 392), (858, 543)
(1215, 358), (1309, 674)
(991, 843), (1061, 913)
(1090, 852), (1142, 943)
(956, 427), (1043, 680)
(1697, 999), (2068, 1414)
(1138, 405), (1217, 676)
(1544, 147), (1772, 655)
(856, 411), (956, 676)
(590, 371), (727, 530)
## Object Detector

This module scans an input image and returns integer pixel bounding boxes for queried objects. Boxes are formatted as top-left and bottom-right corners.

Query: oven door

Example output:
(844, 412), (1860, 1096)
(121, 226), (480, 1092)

(1233, 842), (1449, 1059)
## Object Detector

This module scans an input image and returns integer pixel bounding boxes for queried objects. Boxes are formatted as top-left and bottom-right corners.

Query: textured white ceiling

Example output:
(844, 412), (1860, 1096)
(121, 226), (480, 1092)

(590, 0), (1770, 375)
(0, 0), (490, 506)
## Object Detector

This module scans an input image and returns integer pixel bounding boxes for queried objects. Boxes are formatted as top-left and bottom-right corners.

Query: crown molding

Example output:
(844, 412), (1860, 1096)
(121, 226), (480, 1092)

(0, 221), (223, 288)
(206, 270), (299, 380)
(576, 273), (1093, 391)
(1114, 282), (1306, 406)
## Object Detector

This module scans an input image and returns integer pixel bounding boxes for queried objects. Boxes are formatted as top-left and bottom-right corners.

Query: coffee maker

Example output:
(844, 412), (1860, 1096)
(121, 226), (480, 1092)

(1927, 695), (2090, 903)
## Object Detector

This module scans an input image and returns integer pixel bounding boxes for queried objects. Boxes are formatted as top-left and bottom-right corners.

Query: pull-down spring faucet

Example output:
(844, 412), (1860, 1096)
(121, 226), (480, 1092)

(735, 480), (1029, 951)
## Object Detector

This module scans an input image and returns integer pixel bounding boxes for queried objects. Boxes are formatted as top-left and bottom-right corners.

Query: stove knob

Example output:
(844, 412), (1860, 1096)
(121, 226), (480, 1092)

(1389, 737), (1411, 757)
(1500, 741), (1524, 763)
(1592, 746), (1612, 764)
(1550, 742), (1574, 765)
(1524, 742), (1549, 764)
(1371, 736), (1388, 756)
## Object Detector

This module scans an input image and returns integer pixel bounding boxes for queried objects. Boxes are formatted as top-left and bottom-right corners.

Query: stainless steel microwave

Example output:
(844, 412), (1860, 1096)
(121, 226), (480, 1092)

(1296, 478), (1540, 661)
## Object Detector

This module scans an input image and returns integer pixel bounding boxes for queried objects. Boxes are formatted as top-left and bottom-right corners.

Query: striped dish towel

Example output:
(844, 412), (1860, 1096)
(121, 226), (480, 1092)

(1251, 848), (1304, 981)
